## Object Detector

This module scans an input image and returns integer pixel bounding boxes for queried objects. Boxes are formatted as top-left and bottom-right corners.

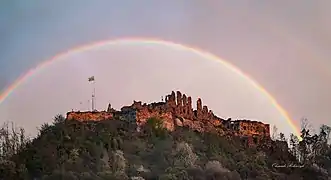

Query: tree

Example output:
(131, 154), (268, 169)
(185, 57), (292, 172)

(297, 120), (331, 165)
(111, 150), (127, 174)
(279, 133), (286, 142)
(301, 118), (309, 131)
(299, 118), (312, 164)
(0, 122), (29, 160)
(289, 133), (299, 160)
(173, 142), (198, 168)
(312, 125), (331, 166)
(146, 117), (163, 130)
(145, 117), (167, 138)
(38, 123), (51, 135)
(53, 114), (66, 124)
(272, 125), (278, 140)
(320, 125), (331, 144)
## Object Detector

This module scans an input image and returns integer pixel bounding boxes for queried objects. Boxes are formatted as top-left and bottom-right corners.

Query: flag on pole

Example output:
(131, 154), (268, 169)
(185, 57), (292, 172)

(88, 76), (95, 82)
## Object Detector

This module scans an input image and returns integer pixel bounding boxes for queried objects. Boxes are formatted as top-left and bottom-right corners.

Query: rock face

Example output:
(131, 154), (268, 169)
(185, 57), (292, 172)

(66, 90), (271, 146)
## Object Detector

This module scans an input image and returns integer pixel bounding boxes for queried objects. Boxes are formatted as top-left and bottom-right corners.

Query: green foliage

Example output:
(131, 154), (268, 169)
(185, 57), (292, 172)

(146, 117), (168, 138)
(1, 117), (331, 179)
(53, 114), (66, 125)
(146, 117), (163, 129)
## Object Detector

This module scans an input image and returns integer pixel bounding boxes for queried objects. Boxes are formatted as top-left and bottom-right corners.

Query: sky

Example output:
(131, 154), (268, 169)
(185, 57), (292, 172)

(0, 42), (294, 138)
(0, 0), (330, 135)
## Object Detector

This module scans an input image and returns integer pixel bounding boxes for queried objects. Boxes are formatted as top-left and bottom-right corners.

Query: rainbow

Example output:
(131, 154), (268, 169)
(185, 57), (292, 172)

(0, 37), (302, 138)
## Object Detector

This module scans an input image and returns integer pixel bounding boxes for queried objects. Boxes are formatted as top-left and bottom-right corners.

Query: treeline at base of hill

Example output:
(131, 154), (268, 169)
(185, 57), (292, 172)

(0, 115), (331, 180)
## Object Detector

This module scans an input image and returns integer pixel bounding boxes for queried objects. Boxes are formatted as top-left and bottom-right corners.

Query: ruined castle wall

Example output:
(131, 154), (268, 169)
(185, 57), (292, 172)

(116, 109), (136, 123)
(164, 91), (225, 132)
(131, 101), (143, 109)
(66, 90), (270, 147)
(179, 117), (224, 134)
(210, 118), (222, 127)
(67, 111), (113, 121)
(165, 91), (176, 112)
(135, 106), (174, 131)
(187, 96), (193, 118)
(237, 121), (270, 137)
(166, 91), (211, 120)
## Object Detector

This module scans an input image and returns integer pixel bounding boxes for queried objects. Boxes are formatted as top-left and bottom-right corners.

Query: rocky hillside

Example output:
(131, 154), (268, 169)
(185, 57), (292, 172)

(67, 91), (271, 148)
(1, 115), (331, 180)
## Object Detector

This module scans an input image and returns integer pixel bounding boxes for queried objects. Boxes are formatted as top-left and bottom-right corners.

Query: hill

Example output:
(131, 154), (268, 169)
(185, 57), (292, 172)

(0, 91), (331, 180)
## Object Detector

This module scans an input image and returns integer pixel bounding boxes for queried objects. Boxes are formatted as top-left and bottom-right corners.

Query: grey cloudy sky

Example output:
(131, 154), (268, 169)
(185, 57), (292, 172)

(0, 0), (330, 135)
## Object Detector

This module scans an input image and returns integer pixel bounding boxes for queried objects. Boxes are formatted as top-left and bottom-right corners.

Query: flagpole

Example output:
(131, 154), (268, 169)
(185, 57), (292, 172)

(93, 80), (96, 111)
(88, 76), (96, 111)
(92, 91), (94, 111)
(91, 80), (95, 111)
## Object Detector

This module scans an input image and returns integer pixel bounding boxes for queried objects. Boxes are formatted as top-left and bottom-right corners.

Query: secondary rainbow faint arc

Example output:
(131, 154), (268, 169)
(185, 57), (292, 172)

(0, 38), (301, 138)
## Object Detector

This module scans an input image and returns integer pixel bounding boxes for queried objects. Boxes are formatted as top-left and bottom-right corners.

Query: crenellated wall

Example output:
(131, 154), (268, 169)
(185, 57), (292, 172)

(66, 90), (271, 144)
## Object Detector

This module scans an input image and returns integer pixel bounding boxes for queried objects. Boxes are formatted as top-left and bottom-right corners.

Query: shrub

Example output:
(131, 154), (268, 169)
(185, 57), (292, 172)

(173, 142), (198, 168)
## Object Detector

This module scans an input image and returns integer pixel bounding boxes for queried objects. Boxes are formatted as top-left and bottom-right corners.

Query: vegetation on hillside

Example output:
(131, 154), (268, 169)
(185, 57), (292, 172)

(0, 115), (331, 180)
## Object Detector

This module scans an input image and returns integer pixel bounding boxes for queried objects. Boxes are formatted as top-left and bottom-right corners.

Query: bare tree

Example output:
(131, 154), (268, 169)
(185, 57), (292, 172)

(279, 133), (286, 141)
(272, 125), (278, 140)
(301, 118), (315, 134)
(53, 114), (66, 124)
(297, 119), (331, 165)
(298, 118), (311, 164)
(301, 118), (309, 131)
(0, 122), (29, 160)
(289, 133), (299, 160)
(174, 142), (198, 168)
(320, 124), (331, 144)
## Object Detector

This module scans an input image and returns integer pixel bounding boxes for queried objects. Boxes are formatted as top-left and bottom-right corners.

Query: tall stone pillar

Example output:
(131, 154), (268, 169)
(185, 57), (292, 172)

(170, 91), (176, 101)
(176, 91), (182, 114)
(170, 91), (176, 107)
(187, 96), (193, 118)
(202, 105), (208, 119)
(166, 91), (176, 112)
(197, 98), (202, 119)
(182, 94), (187, 115)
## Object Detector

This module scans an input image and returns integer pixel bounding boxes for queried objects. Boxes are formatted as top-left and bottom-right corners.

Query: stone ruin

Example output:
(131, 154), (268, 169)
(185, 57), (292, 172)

(66, 111), (113, 121)
(66, 91), (271, 147)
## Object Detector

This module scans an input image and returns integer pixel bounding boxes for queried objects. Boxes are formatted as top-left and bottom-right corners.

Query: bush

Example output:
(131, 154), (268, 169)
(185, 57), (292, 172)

(173, 142), (198, 168)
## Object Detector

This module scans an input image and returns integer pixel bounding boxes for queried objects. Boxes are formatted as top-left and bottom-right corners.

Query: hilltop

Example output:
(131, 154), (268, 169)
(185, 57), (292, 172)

(67, 91), (271, 148)
(0, 91), (330, 180)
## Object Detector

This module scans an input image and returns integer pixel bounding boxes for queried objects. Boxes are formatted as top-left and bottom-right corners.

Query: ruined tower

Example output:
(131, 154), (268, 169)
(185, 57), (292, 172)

(187, 96), (193, 118)
(197, 98), (202, 119)
(182, 94), (187, 115)
(176, 91), (183, 114)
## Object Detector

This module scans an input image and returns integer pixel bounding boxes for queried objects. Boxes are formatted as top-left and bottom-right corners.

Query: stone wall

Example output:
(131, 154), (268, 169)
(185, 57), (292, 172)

(66, 111), (113, 121)
(235, 120), (270, 137)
